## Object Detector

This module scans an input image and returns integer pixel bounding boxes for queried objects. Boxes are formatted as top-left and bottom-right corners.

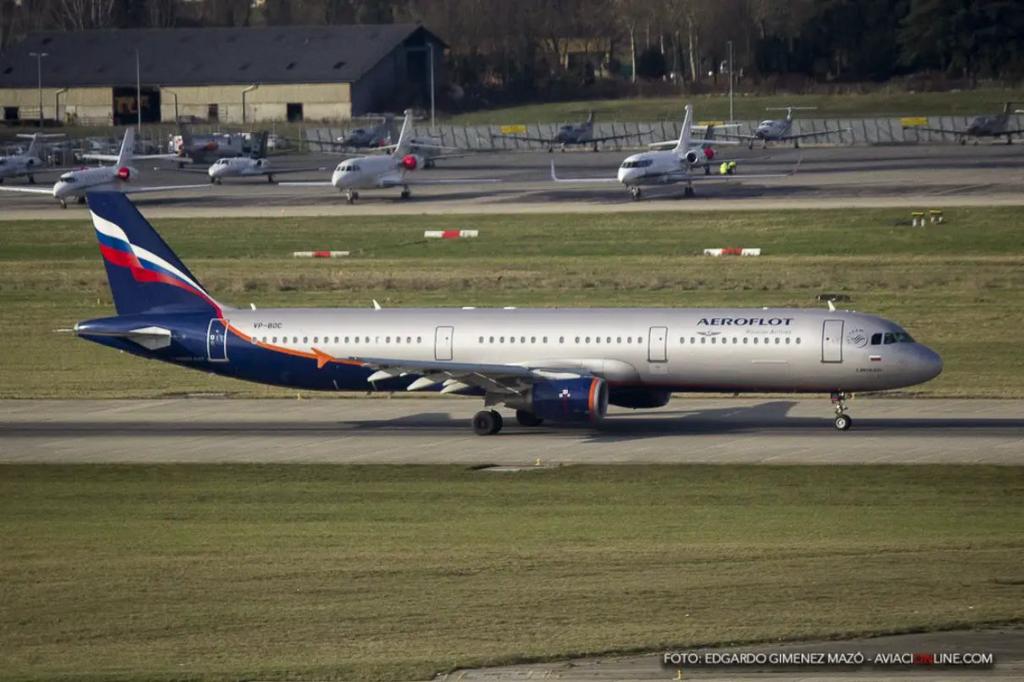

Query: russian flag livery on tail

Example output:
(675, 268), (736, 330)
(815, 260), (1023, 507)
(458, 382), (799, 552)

(88, 192), (223, 316)
(75, 192), (942, 435)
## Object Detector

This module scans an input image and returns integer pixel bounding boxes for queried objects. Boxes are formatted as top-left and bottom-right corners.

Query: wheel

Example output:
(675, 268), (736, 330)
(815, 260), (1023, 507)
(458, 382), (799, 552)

(267, 174), (274, 183)
(704, 164), (710, 175)
(834, 414), (852, 431)
(472, 410), (503, 435)
(210, 176), (217, 184)
(629, 187), (642, 201)
(683, 186), (695, 198)
(27, 175), (34, 185)
(959, 138), (966, 145)
(76, 196), (86, 205)
(345, 191), (355, 204)
(794, 140), (800, 149)
(516, 410), (544, 427)
(400, 189), (411, 199)
(59, 199), (67, 209)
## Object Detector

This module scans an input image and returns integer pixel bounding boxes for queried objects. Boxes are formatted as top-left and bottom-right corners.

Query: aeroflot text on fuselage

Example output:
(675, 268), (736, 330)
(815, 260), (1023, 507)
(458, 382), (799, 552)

(698, 317), (795, 326)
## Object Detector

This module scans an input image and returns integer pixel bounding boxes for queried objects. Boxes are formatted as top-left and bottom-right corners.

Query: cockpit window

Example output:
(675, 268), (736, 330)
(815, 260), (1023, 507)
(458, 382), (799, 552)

(872, 331), (914, 345)
(620, 159), (653, 169)
(60, 175), (77, 183)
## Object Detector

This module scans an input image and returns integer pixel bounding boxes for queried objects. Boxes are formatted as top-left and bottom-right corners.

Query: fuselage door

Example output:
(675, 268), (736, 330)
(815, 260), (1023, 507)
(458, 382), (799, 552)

(434, 325), (454, 361)
(821, 319), (844, 363)
(648, 326), (668, 363)
(207, 318), (229, 362)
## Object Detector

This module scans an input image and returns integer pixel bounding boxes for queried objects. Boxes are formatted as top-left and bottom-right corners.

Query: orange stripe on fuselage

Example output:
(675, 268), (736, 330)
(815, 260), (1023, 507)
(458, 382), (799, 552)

(226, 323), (364, 367)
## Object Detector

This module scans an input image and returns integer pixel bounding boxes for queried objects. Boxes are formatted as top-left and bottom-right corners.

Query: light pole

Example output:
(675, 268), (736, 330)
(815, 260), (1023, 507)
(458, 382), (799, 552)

(427, 42), (436, 133)
(727, 40), (734, 122)
(29, 51), (48, 128)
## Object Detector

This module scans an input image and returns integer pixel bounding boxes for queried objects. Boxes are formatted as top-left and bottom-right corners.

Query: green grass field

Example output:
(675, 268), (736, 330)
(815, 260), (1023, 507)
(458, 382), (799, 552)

(444, 88), (1024, 124)
(0, 207), (1022, 398)
(1, 464), (1021, 681)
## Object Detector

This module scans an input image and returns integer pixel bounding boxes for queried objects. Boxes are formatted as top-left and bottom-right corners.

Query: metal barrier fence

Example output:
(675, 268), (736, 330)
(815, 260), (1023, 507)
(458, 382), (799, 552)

(305, 115), (1024, 151)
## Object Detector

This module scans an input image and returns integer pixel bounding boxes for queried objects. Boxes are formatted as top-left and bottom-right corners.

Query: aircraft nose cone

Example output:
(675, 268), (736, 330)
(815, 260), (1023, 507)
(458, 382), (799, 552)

(914, 345), (943, 383)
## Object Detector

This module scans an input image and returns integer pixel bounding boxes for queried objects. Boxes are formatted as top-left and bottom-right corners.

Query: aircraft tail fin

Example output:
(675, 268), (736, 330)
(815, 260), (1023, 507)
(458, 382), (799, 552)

(86, 192), (223, 316)
(115, 128), (135, 167)
(673, 104), (693, 153)
(393, 109), (414, 154)
(23, 133), (38, 157)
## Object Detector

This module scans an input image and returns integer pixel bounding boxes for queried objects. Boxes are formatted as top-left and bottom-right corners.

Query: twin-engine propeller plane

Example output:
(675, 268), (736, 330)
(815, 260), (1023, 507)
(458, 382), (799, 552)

(551, 104), (796, 200)
(0, 128), (206, 207)
(75, 192), (942, 435)
(281, 110), (498, 203)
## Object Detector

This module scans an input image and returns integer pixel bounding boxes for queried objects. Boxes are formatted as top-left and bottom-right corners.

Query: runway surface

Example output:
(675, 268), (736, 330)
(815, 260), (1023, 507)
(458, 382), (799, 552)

(2, 397), (1021, 464)
(1, 144), (1022, 219)
(440, 628), (1024, 680)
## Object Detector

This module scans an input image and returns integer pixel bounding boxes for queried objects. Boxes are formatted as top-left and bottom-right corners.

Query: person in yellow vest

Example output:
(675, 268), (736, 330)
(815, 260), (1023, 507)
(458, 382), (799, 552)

(719, 161), (738, 175)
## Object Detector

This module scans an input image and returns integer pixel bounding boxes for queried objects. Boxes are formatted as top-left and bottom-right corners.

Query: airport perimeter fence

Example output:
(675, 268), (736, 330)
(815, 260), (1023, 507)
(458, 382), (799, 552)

(304, 114), (1024, 152)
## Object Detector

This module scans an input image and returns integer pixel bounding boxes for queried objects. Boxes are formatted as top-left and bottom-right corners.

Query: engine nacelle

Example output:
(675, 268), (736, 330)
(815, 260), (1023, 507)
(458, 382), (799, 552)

(608, 387), (672, 409)
(116, 166), (131, 180)
(685, 146), (714, 165)
(401, 154), (423, 170)
(531, 377), (608, 423)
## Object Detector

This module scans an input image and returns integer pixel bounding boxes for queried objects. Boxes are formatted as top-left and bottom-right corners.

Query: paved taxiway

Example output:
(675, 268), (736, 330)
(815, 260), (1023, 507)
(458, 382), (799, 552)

(1, 397), (1021, 464)
(1, 144), (1022, 219)
(440, 628), (1024, 680)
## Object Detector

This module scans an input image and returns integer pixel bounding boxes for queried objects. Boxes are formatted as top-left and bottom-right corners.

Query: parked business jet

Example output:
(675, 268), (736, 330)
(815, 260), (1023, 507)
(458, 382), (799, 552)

(76, 192), (942, 435)
(0, 133), (65, 184)
(205, 157), (325, 184)
(282, 110), (497, 203)
(551, 105), (795, 199)
(0, 128), (205, 207)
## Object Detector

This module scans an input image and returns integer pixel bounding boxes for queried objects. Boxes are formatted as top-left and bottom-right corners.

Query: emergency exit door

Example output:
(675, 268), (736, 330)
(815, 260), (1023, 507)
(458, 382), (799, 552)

(648, 326), (668, 363)
(434, 326), (453, 361)
(821, 319), (844, 363)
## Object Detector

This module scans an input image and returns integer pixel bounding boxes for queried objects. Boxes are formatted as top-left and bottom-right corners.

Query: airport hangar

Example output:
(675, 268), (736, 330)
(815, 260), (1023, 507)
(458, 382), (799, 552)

(0, 24), (444, 125)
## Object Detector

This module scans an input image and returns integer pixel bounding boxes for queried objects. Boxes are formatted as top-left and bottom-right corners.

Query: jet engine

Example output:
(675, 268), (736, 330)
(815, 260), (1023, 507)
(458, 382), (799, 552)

(684, 146), (714, 165)
(530, 377), (608, 423)
(401, 154), (423, 170)
(608, 387), (672, 409)
(116, 166), (131, 180)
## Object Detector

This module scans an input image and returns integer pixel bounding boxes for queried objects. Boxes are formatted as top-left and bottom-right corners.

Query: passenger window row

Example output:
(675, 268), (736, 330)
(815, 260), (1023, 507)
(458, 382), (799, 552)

(476, 335), (647, 345)
(257, 335), (425, 346)
(679, 336), (801, 346)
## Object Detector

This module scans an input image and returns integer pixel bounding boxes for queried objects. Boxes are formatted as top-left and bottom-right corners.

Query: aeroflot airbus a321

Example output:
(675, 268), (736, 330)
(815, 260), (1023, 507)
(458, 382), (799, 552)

(76, 192), (942, 435)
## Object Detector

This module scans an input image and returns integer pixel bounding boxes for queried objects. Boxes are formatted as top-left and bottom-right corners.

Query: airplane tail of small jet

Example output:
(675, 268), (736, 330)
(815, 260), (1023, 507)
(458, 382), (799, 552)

(393, 109), (414, 154)
(673, 104), (693, 153)
(1003, 102), (1013, 114)
(115, 128), (135, 167)
(86, 192), (223, 316)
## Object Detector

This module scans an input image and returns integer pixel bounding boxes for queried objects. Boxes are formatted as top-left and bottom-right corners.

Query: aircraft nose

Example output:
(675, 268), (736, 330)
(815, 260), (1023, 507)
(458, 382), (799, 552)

(913, 345), (943, 383)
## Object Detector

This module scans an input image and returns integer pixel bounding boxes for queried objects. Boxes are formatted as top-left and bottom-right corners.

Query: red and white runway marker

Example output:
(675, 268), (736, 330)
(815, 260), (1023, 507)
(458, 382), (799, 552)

(703, 248), (761, 256)
(424, 230), (479, 239)
(292, 251), (350, 258)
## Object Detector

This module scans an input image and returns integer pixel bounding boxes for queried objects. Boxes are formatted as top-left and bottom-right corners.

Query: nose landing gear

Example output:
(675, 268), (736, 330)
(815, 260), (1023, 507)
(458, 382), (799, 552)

(831, 392), (853, 430)
(344, 189), (359, 204)
(629, 186), (642, 201)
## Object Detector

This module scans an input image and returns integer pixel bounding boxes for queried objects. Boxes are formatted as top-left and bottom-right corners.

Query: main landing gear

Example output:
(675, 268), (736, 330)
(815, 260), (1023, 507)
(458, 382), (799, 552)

(682, 184), (695, 199)
(344, 189), (360, 204)
(400, 187), (411, 200)
(831, 391), (853, 431)
(629, 186), (642, 201)
(472, 410), (504, 435)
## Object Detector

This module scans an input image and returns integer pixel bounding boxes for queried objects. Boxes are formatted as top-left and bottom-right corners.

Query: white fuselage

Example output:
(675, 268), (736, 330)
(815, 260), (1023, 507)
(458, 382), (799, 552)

(208, 157), (269, 180)
(755, 119), (793, 141)
(53, 165), (139, 200)
(0, 154), (45, 180)
(617, 150), (688, 187)
(228, 307), (942, 394)
(332, 154), (406, 190)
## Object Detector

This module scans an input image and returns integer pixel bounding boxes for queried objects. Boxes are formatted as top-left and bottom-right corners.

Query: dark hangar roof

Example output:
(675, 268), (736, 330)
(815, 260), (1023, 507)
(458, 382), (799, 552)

(0, 24), (444, 88)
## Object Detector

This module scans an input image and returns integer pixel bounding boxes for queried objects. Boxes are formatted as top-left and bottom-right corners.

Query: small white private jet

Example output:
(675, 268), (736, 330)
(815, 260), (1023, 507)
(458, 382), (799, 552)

(551, 104), (797, 200)
(0, 128), (207, 207)
(0, 133), (66, 184)
(204, 156), (326, 184)
(282, 110), (498, 203)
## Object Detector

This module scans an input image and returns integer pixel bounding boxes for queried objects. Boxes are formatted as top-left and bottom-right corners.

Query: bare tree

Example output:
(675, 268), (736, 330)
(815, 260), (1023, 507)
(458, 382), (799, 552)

(53, 0), (115, 31)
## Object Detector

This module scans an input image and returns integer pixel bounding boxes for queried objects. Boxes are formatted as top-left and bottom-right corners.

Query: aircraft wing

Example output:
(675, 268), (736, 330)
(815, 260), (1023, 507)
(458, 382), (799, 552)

(81, 152), (179, 162)
(347, 355), (588, 396)
(79, 153), (120, 162)
(0, 185), (54, 194)
(119, 183), (211, 194)
(278, 181), (334, 187)
(549, 161), (619, 183)
(490, 133), (554, 144)
(384, 177), (501, 187)
(647, 138), (742, 150)
(901, 125), (965, 135)
(782, 128), (851, 141)
(587, 130), (652, 143)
